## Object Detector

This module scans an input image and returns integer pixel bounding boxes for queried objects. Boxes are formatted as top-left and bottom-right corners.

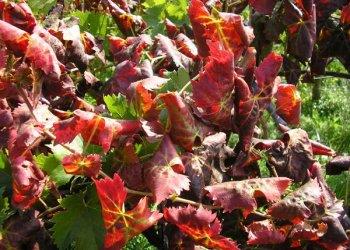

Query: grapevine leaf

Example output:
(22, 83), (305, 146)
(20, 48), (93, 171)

(10, 155), (46, 210)
(248, 0), (278, 15)
(144, 135), (190, 203)
(158, 67), (190, 93)
(51, 191), (105, 250)
(53, 110), (141, 152)
(108, 34), (152, 64)
(275, 83), (301, 125)
(246, 220), (287, 245)
(205, 177), (291, 217)
(189, 0), (254, 58)
(267, 129), (315, 182)
(2, 1), (37, 33)
(268, 179), (323, 223)
(25, 33), (61, 79)
(164, 205), (239, 250)
(0, 20), (29, 55)
(62, 153), (101, 178)
(160, 92), (202, 151)
(35, 153), (72, 186)
(341, 3), (350, 24)
(255, 52), (283, 109)
(191, 41), (235, 129)
(94, 174), (162, 249)
(103, 94), (137, 120)
(284, 0), (316, 60)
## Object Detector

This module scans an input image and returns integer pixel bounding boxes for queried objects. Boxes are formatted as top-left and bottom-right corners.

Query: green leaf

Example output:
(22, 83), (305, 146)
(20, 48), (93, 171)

(158, 67), (190, 93)
(51, 190), (105, 250)
(27, 0), (56, 16)
(69, 11), (120, 38)
(103, 94), (137, 119)
(123, 234), (156, 250)
(0, 152), (11, 192)
(0, 188), (13, 232)
(35, 153), (72, 186)
(48, 136), (84, 161)
(142, 0), (189, 36)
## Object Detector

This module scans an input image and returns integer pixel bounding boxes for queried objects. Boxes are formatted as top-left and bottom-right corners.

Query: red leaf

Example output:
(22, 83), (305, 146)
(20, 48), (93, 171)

(246, 220), (287, 245)
(0, 20), (29, 55)
(284, 0), (316, 60)
(164, 205), (239, 250)
(11, 156), (46, 210)
(153, 34), (192, 70)
(174, 33), (198, 59)
(255, 52), (283, 108)
(2, 2), (36, 33)
(311, 140), (335, 157)
(165, 18), (180, 39)
(189, 0), (254, 58)
(160, 92), (202, 151)
(205, 177), (291, 217)
(107, 60), (152, 95)
(62, 153), (101, 178)
(275, 83), (301, 125)
(144, 135), (190, 204)
(127, 78), (165, 121)
(289, 222), (327, 247)
(94, 174), (162, 249)
(109, 34), (152, 63)
(53, 110), (141, 152)
(191, 41), (235, 129)
(103, 0), (146, 36)
(25, 33), (61, 79)
(341, 3), (350, 24)
(267, 129), (314, 182)
(268, 179), (323, 223)
(248, 0), (278, 15)
(234, 76), (259, 152)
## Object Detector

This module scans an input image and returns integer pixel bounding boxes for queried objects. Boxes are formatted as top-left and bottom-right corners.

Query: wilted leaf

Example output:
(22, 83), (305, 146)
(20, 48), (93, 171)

(205, 177), (291, 217)
(268, 179), (323, 223)
(246, 220), (287, 245)
(267, 129), (314, 182)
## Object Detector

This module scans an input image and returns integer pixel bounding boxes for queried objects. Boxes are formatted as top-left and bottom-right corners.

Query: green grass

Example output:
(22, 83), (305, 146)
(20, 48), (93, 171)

(299, 60), (350, 204)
